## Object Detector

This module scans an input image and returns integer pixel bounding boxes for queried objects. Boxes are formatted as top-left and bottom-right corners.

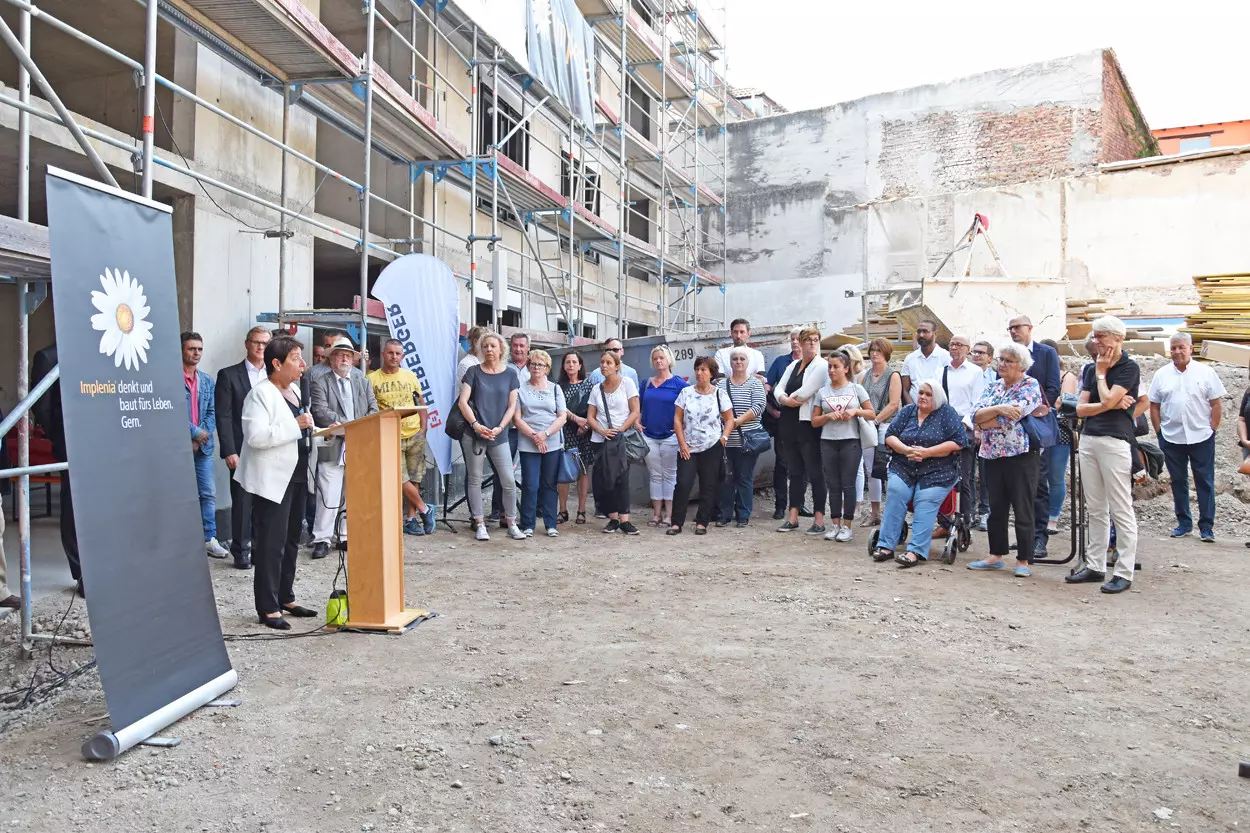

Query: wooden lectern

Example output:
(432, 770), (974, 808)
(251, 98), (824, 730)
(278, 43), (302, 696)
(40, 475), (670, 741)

(314, 407), (428, 633)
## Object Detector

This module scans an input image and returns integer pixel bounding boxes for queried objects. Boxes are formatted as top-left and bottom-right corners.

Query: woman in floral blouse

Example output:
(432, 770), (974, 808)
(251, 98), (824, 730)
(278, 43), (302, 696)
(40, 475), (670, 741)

(967, 342), (1044, 577)
(873, 380), (966, 566)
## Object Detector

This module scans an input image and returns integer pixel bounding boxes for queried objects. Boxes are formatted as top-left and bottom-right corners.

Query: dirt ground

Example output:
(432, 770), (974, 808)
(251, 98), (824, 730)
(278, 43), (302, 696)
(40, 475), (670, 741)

(2, 489), (1249, 833)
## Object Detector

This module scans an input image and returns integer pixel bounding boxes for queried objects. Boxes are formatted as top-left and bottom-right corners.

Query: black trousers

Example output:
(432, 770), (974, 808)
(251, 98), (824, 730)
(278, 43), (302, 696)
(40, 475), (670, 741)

(1033, 447), (1050, 549)
(820, 438), (861, 521)
(59, 470), (81, 582)
(251, 477), (304, 617)
(984, 450), (1040, 563)
(772, 433), (790, 512)
(784, 422), (825, 513)
(672, 446), (722, 528)
(958, 445), (977, 523)
(229, 476), (254, 558)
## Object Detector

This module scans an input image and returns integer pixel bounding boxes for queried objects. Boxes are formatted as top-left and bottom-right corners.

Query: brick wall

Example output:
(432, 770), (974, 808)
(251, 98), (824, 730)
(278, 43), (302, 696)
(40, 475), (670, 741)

(1098, 50), (1155, 162)
(877, 104), (1101, 200)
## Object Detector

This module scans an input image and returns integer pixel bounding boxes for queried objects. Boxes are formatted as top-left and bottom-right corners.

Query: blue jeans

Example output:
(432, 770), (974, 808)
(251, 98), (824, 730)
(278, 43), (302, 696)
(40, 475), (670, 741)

(876, 472), (949, 560)
(1045, 444), (1071, 521)
(718, 446), (759, 522)
(519, 450), (561, 531)
(1160, 433), (1216, 534)
(194, 451), (216, 541)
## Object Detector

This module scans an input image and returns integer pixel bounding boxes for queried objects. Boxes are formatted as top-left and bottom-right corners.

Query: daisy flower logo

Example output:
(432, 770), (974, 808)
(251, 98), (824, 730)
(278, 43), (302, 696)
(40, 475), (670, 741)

(90, 268), (153, 370)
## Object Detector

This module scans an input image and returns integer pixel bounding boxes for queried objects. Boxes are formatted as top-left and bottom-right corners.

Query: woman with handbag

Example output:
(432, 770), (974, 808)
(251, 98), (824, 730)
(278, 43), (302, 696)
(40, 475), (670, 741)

(775, 327), (829, 535)
(967, 342), (1045, 576)
(558, 351), (593, 525)
(458, 332), (524, 542)
(639, 345), (688, 527)
(812, 351), (875, 543)
(587, 351), (642, 535)
(668, 357), (733, 535)
(859, 338), (902, 526)
(514, 349), (568, 538)
(717, 347), (767, 527)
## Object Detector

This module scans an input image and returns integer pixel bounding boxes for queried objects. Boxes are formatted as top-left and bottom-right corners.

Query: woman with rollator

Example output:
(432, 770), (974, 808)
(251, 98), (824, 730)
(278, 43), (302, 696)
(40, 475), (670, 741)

(872, 381), (965, 567)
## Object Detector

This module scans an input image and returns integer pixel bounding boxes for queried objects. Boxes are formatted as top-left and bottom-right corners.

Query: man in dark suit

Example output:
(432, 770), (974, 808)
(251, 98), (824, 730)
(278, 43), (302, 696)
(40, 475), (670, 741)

(30, 344), (82, 595)
(215, 326), (272, 570)
(309, 335), (378, 559)
(1009, 315), (1061, 558)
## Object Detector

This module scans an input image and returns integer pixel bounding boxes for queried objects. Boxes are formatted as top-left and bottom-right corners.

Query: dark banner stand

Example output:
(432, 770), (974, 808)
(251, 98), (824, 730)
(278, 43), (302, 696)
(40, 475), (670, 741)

(44, 168), (236, 760)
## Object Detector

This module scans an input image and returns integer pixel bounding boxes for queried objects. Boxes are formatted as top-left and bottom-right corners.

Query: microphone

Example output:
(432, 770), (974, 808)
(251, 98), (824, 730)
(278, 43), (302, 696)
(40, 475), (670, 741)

(300, 376), (313, 449)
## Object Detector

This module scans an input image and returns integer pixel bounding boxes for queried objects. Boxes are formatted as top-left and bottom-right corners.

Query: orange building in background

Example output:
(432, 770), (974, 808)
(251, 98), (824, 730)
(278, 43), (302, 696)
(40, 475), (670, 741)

(1152, 119), (1250, 154)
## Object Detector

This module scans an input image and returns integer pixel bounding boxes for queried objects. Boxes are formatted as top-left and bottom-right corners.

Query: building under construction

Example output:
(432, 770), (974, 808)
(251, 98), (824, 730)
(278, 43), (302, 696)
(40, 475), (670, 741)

(0, 0), (740, 403)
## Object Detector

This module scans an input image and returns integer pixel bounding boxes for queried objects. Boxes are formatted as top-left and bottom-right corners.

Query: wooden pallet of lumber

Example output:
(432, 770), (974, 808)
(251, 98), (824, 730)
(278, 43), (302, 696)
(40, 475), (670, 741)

(1183, 272), (1250, 346)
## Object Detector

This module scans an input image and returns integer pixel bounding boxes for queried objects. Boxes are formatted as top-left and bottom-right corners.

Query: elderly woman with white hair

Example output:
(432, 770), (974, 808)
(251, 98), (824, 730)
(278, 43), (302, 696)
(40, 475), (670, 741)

(717, 346), (767, 526)
(872, 380), (966, 566)
(1066, 315), (1142, 594)
(967, 341), (1045, 577)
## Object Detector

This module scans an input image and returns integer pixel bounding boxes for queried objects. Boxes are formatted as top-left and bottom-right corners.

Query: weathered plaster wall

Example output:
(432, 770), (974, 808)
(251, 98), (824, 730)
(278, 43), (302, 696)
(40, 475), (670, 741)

(723, 50), (1194, 334)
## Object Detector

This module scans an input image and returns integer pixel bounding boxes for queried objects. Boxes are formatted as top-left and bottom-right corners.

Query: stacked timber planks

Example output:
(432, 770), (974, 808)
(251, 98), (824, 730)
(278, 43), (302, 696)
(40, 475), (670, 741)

(1183, 273), (1250, 346)
(828, 310), (915, 349)
(1066, 299), (1163, 342)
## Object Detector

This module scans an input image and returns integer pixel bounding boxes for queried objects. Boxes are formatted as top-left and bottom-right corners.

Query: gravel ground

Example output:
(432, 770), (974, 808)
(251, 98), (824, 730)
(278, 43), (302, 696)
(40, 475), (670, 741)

(1, 500), (1248, 833)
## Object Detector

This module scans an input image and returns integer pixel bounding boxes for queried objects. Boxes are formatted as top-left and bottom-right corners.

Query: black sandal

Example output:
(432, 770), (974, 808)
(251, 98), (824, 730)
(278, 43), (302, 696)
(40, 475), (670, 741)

(575, 512), (586, 524)
(694, 526), (707, 535)
(872, 547), (895, 563)
(558, 510), (569, 525)
(894, 552), (923, 568)
(666, 526), (682, 535)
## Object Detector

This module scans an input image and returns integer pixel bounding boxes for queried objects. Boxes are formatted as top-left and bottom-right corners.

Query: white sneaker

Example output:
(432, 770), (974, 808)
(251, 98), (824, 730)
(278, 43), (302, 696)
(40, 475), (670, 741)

(205, 538), (229, 558)
(475, 523), (490, 541)
(507, 523), (526, 540)
(823, 528), (839, 541)
(546, 528), (559, 537)
(523, 528), (534, 538)
(835, 526), (853, 543)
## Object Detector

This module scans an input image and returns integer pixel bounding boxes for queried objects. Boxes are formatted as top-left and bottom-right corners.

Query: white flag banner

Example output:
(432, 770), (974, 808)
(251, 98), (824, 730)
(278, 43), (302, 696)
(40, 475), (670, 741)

(371, 254), (460, 475)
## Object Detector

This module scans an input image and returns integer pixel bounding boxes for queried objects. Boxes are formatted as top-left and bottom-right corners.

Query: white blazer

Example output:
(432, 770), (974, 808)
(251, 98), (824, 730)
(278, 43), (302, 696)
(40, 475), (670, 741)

(776, 356), (829, 422)
(234, 378), (303, 503)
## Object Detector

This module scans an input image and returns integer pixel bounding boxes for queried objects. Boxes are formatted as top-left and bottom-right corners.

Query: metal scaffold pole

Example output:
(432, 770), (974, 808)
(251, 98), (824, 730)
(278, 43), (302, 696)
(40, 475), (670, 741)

(16, 5), (29, 220)
(140, 0), (158, 198)
(616, 14), (627, 339)
(277, 88), (290, 326)
(359, 0), (376, 356)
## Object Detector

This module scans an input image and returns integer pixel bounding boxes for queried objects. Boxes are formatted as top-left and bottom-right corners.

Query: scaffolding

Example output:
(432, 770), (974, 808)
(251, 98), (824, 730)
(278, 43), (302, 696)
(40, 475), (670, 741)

(0, 0), (733, 653)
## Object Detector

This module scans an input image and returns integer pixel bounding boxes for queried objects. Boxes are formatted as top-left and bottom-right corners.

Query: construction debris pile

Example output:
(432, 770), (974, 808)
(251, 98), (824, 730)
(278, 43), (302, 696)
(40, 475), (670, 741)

(1183, 272), (1250, 346)
(1065, 299), (1162, 342)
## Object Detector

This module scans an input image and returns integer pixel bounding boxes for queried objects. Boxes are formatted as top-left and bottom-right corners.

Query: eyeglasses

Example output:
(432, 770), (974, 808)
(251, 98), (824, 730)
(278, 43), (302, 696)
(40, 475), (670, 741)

(1008, 324), (1028, 331)
(949, 343), (969, 349)
(998, 357), (1018, 365)
(529, 362), (549, 369)
(247, 339), (270, 346)
(802, 337), (821, 344)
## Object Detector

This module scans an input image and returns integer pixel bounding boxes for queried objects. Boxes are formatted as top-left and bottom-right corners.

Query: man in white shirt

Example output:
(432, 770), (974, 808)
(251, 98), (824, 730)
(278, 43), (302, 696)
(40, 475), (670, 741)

(900, 319), (950, 405)
(968, 339), (996, 529)
(588, 338), (639, 387)
(1148, 332), (1226, 542)
(941, 334), (983, 525)
(713, 318), (766, 379)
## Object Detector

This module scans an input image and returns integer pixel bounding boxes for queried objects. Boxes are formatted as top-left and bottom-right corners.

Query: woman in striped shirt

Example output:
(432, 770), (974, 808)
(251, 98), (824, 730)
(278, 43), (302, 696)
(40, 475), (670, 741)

(717, 347), (767, 527)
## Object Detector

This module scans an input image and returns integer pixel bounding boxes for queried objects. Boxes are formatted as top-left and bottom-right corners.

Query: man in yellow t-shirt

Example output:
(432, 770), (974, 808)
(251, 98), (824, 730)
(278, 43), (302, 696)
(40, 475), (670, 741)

(368, 338), (434, 536)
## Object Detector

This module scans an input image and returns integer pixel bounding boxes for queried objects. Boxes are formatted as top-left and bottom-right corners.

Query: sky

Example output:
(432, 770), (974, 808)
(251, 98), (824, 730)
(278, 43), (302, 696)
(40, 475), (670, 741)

(718, 0), (1250, 129)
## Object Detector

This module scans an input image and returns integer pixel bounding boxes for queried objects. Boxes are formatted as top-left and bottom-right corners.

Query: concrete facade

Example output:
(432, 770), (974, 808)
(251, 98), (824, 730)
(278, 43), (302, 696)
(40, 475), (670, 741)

(722, 50), (1173, 334)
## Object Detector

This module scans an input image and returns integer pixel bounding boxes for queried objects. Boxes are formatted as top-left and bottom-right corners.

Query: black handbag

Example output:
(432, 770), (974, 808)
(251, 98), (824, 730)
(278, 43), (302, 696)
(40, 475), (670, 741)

(446, 370), (478, 441)
(741, 425), (771, 455)
(871, 448), (890, 481)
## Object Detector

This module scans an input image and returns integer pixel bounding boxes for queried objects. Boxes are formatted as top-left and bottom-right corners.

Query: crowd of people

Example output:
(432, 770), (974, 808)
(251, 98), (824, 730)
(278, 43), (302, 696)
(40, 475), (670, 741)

(4, 309), (1244, 629)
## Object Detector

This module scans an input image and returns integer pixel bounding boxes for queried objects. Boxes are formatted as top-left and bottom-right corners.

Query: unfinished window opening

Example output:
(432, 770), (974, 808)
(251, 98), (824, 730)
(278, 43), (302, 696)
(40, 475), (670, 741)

(475, 300), (521, 329)
(479, 86), (529, 169)
(626, 77), (651, 140)
(626, 197), (652, 243)
(561, 158), (602, 216)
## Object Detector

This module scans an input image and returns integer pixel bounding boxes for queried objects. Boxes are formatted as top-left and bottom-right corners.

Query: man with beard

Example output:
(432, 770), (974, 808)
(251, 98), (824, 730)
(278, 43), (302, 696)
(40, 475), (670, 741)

(714, 318), (766, 380)
(900, 320), (950, 406)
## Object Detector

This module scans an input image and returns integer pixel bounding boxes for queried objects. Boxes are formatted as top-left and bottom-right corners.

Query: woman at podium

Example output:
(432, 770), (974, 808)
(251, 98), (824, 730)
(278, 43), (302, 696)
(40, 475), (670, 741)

(235, 336), (317, 629)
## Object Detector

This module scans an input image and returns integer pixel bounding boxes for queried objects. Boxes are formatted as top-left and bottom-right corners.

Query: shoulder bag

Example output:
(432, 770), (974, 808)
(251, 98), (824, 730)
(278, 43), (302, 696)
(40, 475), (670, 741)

(445, 368), (476, 441)
(600, 384), (649, 463)
(1021, 408), (1059, 449)
(557, 447), (583, 484)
